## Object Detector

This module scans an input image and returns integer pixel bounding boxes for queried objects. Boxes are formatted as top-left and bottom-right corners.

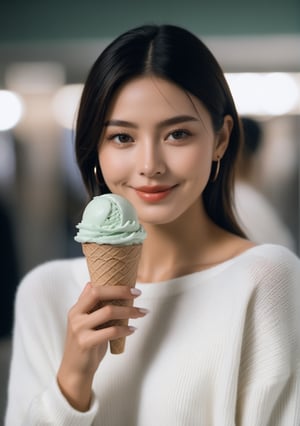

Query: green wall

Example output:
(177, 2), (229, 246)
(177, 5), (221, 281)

(1, 0), (300, 42)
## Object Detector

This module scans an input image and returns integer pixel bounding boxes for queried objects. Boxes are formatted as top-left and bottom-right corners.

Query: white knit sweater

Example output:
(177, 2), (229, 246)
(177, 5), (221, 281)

(5, 244), (300, 425)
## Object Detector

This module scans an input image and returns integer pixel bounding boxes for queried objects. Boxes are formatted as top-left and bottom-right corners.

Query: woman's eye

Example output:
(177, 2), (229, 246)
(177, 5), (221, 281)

(109, 133), (133, 144)
(167, 129), (191, 141)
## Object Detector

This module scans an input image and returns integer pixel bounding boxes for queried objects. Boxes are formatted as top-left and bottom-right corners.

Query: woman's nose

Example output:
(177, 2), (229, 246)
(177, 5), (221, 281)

(138, 143), (166, 177)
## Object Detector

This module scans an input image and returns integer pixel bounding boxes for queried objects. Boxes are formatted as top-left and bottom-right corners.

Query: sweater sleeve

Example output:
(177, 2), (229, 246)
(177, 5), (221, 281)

(236, 246), (300, 426)
(5, 262), (99, 426)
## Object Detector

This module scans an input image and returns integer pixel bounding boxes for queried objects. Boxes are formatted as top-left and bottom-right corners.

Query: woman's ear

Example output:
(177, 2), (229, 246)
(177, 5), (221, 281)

(213, 115), (233, 160)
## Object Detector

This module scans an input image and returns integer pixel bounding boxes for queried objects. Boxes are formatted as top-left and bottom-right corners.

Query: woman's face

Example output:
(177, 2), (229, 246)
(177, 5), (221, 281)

(98, 76), (231, 225)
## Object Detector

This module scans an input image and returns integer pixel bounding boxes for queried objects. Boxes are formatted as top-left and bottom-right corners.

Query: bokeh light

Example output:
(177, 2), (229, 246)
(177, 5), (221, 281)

(51, 84), (83, 129)
(225, 72), (300, 116)
(0, 90), (24, 131)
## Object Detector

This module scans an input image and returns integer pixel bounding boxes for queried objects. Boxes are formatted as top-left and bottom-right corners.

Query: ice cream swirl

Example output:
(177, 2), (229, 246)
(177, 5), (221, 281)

(75, 194), (146, 245)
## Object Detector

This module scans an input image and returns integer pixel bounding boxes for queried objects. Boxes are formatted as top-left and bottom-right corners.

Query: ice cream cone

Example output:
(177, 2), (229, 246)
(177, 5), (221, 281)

(82, 242), (142, 354)
(75, 194), (146, 353)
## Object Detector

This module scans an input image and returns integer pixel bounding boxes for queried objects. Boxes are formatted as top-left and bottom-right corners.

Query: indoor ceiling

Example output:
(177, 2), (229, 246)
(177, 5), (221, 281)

(0, 1), (299, 85)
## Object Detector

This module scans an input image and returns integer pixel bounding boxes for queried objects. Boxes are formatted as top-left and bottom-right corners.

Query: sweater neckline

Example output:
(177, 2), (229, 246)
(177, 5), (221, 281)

(74, 243), (279, 297)
(135, 243), (274, 297)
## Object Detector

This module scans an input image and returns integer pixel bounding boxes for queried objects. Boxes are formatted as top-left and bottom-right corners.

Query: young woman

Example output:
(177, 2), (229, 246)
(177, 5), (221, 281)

(6, 25), (300, 425)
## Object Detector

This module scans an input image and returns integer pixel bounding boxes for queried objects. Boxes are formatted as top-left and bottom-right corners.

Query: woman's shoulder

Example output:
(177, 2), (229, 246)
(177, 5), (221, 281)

(214, 242), (299, 299)
(17, 257), (89, 301)
(241, 243), (300, 270)
(237, 244), (300, 307)
(21, 256), (88, 282)
(231, 243), (300, 284)
(218, 234), (299, 276)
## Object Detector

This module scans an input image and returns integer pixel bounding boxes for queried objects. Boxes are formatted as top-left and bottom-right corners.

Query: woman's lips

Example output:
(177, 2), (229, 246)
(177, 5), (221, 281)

(134, 185), (177, 202)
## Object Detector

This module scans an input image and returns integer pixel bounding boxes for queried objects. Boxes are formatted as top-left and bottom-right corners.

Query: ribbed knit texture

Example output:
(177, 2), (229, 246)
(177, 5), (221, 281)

(5, 244), (300, 425)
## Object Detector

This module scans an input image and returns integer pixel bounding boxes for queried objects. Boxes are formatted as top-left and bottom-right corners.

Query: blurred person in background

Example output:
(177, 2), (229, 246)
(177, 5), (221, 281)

(235, 117), (296, 251)
(0, 134), (20, 339)
(5, 25), (300, 425)
(0, 198), (19, 338)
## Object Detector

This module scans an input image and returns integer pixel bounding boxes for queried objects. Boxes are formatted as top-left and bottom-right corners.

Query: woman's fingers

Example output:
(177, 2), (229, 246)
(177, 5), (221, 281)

(67, 305), (146, 351)
(68, 303), (148, 341)
(67, 285), (148, 350)
(81, 323), (137, 349)
(85, 304), (149, 330)
(76, 283), (141, 314)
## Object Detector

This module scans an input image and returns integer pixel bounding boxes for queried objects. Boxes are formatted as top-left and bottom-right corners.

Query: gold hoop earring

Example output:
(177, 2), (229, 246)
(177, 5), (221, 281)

(211, 157), (221, 182)
(93, 165), (101, 186)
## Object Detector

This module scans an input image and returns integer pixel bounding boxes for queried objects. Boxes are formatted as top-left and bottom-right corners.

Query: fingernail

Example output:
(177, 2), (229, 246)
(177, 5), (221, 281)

(138, 308), (150, 315)
(128, 326), (137, 333)
(130, 288), (142, 296)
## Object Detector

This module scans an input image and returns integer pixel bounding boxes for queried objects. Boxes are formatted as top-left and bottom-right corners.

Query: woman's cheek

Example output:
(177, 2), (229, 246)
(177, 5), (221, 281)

(99, 148), (132, 184)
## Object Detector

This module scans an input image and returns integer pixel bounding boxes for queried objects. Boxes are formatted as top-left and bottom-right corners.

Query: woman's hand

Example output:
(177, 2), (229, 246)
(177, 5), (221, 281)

(57, 283), (146, 411)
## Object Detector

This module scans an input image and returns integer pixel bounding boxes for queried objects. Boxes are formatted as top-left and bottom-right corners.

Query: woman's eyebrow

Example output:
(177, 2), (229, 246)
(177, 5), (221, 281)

(159, 115), (199, 127)
(104, 115), (199, 129)
(104, 119), (137, 128)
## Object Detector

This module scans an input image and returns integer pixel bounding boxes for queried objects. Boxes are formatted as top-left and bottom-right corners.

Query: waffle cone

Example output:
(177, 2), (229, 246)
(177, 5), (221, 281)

(82, 243), (142, 354)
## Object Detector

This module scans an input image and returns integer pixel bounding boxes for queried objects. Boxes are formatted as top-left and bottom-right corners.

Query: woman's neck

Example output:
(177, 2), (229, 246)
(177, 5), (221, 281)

(137, 203), (238, 283)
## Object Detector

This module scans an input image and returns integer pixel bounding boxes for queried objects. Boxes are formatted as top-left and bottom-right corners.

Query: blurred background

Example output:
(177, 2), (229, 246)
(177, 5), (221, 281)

(0, 0), (299, 419)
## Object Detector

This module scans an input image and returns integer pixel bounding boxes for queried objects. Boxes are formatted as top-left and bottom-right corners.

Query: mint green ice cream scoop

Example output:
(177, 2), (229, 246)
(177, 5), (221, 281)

(74, 194), (146, 245)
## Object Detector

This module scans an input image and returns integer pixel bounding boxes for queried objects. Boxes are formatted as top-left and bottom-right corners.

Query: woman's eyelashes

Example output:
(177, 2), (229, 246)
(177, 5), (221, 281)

(107, 133), (134, 144)
(166, 128), (192, 141)
(105, 128), (193, 145)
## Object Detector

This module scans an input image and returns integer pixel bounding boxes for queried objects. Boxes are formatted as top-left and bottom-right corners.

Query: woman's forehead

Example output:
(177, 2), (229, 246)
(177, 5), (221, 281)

(106, 76), (209, 121)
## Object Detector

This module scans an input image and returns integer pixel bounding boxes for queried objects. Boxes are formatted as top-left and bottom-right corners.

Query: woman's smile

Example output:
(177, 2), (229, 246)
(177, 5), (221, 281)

(134, 185), (178, 202)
